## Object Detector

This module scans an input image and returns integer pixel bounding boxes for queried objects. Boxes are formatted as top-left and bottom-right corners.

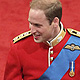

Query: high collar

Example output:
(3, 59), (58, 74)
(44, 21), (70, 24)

(46, 22), (66, 47)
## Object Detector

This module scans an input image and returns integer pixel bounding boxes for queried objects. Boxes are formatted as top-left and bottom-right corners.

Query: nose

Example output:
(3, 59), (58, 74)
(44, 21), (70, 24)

(29, 24), (36, 34)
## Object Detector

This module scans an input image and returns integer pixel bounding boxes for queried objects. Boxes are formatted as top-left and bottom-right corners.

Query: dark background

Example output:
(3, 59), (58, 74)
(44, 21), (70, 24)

(0, 0), (80, 79)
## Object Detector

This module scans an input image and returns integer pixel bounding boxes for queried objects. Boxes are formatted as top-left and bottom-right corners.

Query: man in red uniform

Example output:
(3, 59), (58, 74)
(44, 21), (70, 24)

(4, 0), (80, 80)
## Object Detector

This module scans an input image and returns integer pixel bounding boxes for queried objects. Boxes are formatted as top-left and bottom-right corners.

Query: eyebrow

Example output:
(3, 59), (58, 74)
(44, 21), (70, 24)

(28, 19), (42, 26)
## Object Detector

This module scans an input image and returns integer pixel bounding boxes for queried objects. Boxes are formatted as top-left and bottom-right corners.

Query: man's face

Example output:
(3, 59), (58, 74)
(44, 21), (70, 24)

(28, 9), (55, 43)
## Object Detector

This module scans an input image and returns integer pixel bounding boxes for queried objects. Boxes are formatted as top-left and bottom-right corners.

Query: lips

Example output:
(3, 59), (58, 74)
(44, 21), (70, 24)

(33, 35), (40, 40)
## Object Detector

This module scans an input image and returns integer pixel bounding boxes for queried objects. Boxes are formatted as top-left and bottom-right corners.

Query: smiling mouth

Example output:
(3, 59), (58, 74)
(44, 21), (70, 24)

(33, 35), (40, 40)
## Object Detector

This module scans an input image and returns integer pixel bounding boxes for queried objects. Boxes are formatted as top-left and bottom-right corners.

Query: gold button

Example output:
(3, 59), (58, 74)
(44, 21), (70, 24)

(50, 51), (53, 55)
(50, 57), (54, 61)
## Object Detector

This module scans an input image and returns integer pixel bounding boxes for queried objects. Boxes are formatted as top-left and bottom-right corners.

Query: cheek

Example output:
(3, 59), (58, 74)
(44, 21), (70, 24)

(42, 29), (50, 37)
(38, 26), (51, 35)
(37, 28), (45, 34)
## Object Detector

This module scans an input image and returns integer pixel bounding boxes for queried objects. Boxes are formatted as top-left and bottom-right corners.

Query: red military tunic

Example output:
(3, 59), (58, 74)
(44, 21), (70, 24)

(4, 27), (80, 80)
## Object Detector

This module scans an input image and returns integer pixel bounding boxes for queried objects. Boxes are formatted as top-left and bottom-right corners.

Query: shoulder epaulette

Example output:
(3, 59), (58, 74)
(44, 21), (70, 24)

(13, 30), (31, 43)
(67, 28), (80, 37)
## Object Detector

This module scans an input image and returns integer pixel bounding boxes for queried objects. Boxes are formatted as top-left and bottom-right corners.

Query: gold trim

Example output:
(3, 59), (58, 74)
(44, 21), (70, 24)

(69, 70), (75, 77)
(67, 28), (80, 37)
(50, 57), (54, 61)
(51, 29), (66, 46)
(13, 30), (31, 43)
(50, 51), (53, 55)
(69, 61), (75, 77)
(64, 44), (80, 51)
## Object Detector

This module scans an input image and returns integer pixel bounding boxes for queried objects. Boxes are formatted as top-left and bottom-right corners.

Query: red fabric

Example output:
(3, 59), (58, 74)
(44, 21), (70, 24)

(4, 36), (49, 80)
(0, 0), (80, 80)
(4, 30), (80, 80)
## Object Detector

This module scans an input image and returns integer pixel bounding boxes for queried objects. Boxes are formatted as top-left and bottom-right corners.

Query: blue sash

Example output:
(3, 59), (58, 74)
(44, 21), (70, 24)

(38, 35), (80, 80)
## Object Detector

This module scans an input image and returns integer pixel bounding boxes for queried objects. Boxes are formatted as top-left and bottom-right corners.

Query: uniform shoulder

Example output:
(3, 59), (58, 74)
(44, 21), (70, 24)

(13, 30), (31, 43)
(67, 28), (80, 37)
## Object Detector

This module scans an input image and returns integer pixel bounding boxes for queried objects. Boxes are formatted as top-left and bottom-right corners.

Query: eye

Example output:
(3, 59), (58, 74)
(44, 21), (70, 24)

(29, 21), (42, 28)
(34, 24), (42, 27)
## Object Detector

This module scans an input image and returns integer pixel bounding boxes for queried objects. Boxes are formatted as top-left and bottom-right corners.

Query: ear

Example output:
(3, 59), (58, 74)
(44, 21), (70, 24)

(51, 17), (59, 28)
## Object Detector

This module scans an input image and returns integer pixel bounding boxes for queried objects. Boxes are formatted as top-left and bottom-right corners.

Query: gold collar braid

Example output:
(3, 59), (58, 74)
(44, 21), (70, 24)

(46, 22), (66, 47)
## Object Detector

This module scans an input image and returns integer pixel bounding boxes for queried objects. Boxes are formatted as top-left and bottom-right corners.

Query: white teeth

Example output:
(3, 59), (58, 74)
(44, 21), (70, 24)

(33, 35), (40, 37)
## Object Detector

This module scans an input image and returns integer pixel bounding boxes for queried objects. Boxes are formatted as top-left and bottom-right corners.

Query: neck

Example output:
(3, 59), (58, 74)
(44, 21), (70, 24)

(48, 25), (60, 42)
(45, 22), (66, 46)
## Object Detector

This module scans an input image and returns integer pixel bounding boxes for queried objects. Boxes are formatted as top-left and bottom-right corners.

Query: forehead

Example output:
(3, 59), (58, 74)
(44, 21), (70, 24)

(29, 9), (45, 16)
(28, 9), (47, 22)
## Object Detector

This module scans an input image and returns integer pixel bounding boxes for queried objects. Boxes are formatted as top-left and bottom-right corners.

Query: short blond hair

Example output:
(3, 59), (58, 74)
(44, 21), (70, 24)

(30, 0), (62, 25)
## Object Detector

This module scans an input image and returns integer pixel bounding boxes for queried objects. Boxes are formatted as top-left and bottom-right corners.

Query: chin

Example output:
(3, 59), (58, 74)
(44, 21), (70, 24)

(34, 38), (43, 43)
